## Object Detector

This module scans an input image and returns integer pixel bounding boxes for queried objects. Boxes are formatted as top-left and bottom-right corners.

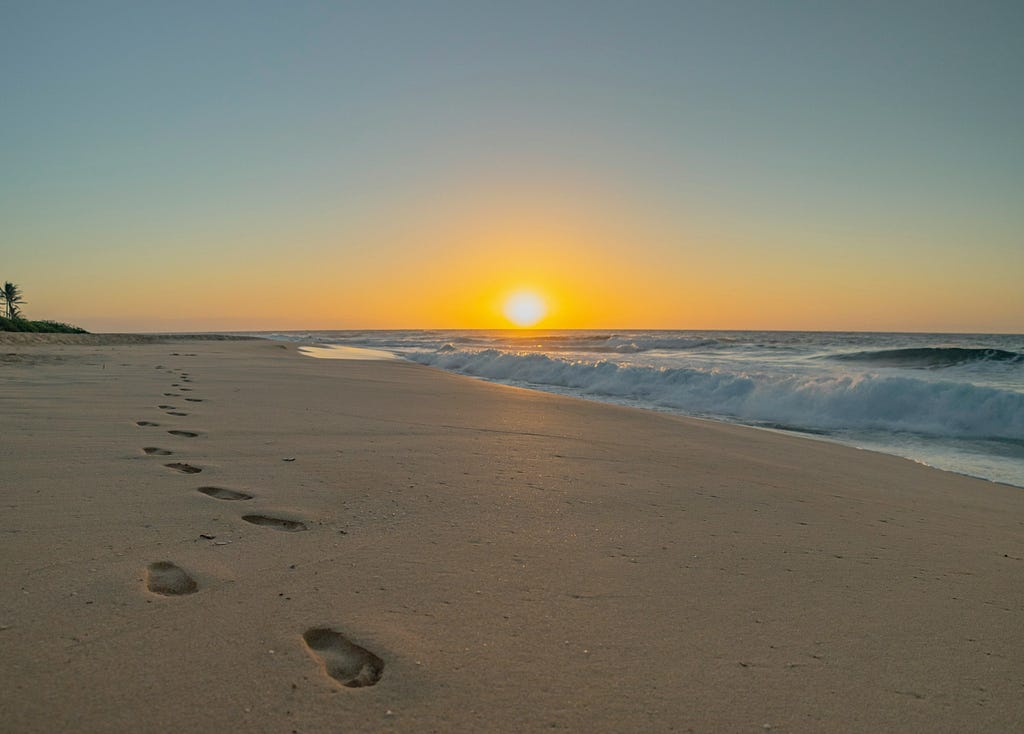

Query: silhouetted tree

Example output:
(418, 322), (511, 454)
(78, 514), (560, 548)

(2, 281), (26, 319)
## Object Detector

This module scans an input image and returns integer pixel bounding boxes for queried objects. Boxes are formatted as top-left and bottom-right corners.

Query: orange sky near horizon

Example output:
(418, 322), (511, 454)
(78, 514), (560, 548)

(10, 165), (1024, 334)
(16, 189), (1023, 334)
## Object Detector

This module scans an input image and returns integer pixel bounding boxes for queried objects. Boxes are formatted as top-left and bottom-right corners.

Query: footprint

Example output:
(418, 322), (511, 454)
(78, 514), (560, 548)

(180, 388), (194, 392)
(146, 561), (197, 596)
(164, 393), (181, 397)
(184, 398), (204, 403)
(143, 447), (173, 456)
(168, 430), (199, 438)
(136, 421), (159, 427)
(157, 404), (176, 409)
(198, 486), (253, 501)
(242, 515), (307, 532)
(302, 628), (384, 688)
(165, 411), (188, 416)
(165, 462), (202, 474)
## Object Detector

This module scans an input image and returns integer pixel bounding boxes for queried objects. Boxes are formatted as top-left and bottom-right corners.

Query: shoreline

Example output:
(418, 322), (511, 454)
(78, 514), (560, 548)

(236, 329), (1024, 489)
(4, 328), (1018, 500)
(289, 337), (1024, 491)
(2, 336), (1022, 732)
(423, 364), (1024, 491)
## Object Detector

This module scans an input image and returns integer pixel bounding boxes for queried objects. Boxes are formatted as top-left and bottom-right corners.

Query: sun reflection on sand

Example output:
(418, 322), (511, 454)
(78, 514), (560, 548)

(298, 345), (398, 360)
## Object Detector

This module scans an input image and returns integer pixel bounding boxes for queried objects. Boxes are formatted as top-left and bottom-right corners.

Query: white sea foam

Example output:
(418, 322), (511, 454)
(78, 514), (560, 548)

(410, 348), (1024, 441)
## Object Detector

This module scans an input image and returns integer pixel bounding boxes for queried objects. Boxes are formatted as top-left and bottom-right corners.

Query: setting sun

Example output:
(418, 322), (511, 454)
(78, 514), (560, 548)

(503, 291), (547, 327)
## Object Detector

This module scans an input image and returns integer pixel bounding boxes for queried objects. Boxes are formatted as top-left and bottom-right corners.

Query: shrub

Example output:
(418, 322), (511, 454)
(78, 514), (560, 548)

(0, 317), (89, 333)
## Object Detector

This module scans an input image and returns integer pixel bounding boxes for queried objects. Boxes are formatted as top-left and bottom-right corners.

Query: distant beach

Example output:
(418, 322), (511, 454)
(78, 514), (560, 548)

(2, 334), (1022, 732)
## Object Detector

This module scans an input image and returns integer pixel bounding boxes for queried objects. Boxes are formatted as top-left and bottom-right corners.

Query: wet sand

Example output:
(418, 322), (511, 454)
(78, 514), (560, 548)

(1, 335), (1022, 732)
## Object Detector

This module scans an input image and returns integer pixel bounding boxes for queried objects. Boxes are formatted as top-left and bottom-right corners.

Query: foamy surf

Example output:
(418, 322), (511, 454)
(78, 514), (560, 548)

(409, 348), (1024, 441)
(269, 329), (1024, 487)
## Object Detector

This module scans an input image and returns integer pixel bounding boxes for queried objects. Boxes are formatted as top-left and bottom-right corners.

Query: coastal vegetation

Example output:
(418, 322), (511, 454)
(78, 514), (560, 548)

(0, 281), (88, 333)
(2, 281), (25, 319)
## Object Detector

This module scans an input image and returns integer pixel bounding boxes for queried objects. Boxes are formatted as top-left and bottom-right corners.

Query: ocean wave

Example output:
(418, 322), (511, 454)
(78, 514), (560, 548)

(410, 348), (1024, 441)
(600, 336), (722, 353)
(831, 347), (1023, 368)
(484, 334), (724, 354)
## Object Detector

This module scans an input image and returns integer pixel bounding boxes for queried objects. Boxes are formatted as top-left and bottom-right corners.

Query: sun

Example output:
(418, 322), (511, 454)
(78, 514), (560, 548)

(503, 291), (547, 328)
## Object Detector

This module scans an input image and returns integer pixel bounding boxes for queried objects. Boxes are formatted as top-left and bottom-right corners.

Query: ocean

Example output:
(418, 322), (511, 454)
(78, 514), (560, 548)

(249, 330), (1024, 489)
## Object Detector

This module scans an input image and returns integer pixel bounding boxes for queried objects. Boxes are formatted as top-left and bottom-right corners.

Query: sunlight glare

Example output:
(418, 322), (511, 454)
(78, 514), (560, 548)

(504, 292), (547, 327)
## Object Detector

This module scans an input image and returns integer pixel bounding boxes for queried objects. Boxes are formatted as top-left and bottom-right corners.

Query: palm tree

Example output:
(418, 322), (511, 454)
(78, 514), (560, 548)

(2, 281), (26, 319)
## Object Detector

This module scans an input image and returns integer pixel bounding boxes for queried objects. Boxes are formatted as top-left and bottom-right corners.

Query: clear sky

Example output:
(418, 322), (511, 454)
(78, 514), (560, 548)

(2, 1), (1022, 332)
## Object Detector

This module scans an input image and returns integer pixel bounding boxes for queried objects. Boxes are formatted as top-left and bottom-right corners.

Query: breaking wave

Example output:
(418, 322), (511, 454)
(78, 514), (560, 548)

(832, 347), (1023, 368)
(411, 348), (1024, 441)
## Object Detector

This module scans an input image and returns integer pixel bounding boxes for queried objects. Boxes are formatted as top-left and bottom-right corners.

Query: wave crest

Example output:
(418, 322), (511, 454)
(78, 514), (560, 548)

(832, 347), (1023, 368)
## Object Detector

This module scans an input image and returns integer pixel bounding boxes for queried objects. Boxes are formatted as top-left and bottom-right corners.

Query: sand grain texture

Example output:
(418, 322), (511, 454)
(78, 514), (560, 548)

(1, 335), (1022, 732)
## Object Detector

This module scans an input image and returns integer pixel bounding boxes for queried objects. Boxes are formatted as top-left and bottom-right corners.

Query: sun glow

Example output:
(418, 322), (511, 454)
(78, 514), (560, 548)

(503, 291), (547, 327)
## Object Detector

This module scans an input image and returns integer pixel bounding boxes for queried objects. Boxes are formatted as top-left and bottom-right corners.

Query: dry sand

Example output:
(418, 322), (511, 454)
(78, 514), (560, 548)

(1, 335), (1022, 732)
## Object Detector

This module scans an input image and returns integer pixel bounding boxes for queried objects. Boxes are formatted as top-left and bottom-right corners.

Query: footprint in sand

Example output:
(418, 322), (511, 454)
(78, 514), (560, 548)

(302, 628), (384, 688)
(179, 388), (194, 392)
(164, 392), (181, 397)
(184, 398), (203, 403)
(165, 411), (188, 416)
(136, 421), (160, 427)
(242, 514), (307, 532)
(157, 404), (176, 409)
(146, 561), (197, 596)
(143, 447), (173, 456)
(165, 462), (202, 474)
(198, 486), (253, 501)
(167, 430), (199, 438)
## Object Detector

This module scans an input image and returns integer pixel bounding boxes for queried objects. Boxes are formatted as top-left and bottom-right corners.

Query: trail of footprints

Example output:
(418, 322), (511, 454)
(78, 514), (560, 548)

(134, 357), (384, 687)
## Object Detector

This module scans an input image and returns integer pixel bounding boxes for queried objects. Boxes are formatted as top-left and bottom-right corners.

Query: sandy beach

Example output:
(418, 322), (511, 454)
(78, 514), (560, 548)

(1, 335), (1022, 733)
